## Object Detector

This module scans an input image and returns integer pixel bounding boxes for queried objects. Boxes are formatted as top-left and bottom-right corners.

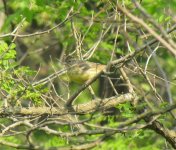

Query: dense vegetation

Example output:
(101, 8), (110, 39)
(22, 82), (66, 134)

(0, 0), (176, 149)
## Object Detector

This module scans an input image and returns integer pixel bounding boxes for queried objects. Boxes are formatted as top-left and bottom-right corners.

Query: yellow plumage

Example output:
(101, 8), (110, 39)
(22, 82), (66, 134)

(62, 61), (106, 84)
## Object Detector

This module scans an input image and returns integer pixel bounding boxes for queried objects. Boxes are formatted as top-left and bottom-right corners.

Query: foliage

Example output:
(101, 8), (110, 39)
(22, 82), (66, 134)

(0, 41), (46, 106)
(0, 0), (175, 149)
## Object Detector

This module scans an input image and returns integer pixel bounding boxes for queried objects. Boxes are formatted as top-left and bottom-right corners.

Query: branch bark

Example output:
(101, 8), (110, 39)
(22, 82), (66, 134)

(0, 93), (134, 115)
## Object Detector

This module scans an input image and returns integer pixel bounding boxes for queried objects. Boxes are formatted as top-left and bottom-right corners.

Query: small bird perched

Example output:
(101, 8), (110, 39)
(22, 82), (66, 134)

(62, 60), (106, 84)
(33, 59), (106, 86)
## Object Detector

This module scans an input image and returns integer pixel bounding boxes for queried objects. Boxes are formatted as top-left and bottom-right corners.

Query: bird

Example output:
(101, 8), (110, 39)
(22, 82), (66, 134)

(63, 60), (106, 84)
(33, 60), (106, 86)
